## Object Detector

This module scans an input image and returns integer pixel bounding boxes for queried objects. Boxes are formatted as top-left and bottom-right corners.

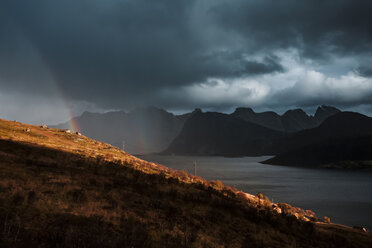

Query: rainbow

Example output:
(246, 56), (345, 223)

(67, 116), (80, 133)
(43, 66), (81, 133)
(58, 90), (80, 133)
(23, 35), (81, 133)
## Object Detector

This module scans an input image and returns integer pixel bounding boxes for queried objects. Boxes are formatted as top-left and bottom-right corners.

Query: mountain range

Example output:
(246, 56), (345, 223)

(231, 105), (340, 132)
(53, 105), (372, 168)
(53, 105), (339, 154)
(164, 105), (342, 156)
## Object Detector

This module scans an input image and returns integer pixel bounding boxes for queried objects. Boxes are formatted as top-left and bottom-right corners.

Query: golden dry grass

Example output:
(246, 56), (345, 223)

(0, 118), (371, 248)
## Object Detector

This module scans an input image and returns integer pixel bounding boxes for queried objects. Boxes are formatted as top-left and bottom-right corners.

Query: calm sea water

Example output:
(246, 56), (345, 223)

(139, 155), (372, 229)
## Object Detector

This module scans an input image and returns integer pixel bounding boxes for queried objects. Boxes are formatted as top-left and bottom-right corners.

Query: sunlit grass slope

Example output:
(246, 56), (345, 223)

(0, 119), (371, 247)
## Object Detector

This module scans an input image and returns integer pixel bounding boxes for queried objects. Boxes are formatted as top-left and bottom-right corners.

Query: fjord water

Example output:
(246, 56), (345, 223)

(139, 155), (372, 229)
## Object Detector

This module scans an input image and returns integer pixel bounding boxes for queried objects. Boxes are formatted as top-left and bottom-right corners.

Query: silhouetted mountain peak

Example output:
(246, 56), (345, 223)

(314, 105), (341, 123)
(315, 105), (340, 113)
(192, 108), (202, 114)
(283, 108), (308, 118)
(280, 109), (315, 132)
(164, 110), (285, 156)
(231, 106), (341, 132)
(233, 107), (255, 115)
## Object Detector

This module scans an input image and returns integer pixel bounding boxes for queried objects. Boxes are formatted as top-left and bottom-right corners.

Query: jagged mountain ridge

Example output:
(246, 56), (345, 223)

(53, 105), (340, 155)
(164, 105), (341, 156)
(231, 105), (340, 132)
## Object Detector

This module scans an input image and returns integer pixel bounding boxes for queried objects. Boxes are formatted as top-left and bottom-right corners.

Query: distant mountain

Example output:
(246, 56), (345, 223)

(164, 105), (341, 156)
(313, 105), (342, 123)
(52, 105), (341, 157)
(164, 111), (286, 156)
(52, 107), (198, 154)
(263, 112), (372, 168)
(231, 105), (340, 132)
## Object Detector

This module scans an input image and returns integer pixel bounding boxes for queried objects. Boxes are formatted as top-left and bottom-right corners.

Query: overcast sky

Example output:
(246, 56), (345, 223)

(1, 0), (372, 124)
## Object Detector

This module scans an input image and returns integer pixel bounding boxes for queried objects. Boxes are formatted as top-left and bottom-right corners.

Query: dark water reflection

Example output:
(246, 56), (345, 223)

(139, 155), (372, 229)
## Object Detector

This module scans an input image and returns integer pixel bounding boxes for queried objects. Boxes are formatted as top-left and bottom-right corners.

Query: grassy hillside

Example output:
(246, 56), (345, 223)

(0, 119), (371, 247)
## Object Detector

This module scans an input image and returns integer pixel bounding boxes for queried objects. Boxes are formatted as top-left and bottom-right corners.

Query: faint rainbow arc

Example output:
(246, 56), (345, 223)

(25, 37), (80, 133)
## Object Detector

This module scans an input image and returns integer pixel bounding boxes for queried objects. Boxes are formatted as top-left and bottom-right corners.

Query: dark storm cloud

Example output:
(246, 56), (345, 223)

(0, 0), (286, 108)
(243, 56), (283, 75)
(356, 66), (372, 77)
(1, 0), (372, 112)
(211, 0), (372, 59)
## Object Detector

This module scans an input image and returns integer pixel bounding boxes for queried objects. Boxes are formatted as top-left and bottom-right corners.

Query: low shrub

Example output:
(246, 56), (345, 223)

(210, 180), (224, 191)
(12, 192), (24, 206)
(67, 189), (87, 204)
(27, 191), (37, 204)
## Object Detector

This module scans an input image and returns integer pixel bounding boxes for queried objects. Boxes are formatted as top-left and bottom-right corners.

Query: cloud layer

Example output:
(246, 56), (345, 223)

(162, 50), (372, 111)
(1, 0), (372, 122)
